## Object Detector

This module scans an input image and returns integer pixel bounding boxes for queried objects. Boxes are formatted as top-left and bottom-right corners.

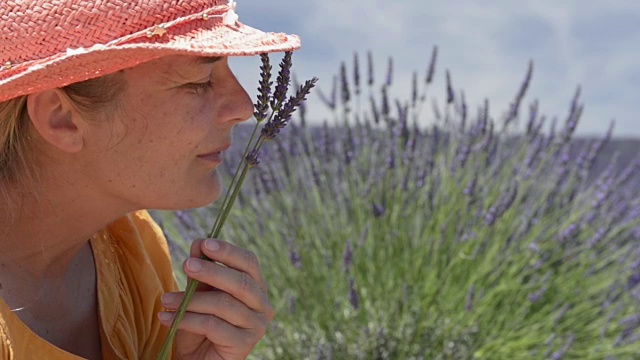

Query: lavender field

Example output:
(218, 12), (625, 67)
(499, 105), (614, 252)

(152, 51), (640, 359)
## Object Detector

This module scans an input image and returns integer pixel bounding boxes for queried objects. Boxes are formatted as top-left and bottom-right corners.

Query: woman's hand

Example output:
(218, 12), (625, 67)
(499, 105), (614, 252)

(158, 239), (273, 360)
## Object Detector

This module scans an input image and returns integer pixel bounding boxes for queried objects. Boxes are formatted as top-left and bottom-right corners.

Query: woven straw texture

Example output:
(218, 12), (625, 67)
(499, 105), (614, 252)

(0, 0), (300, 102)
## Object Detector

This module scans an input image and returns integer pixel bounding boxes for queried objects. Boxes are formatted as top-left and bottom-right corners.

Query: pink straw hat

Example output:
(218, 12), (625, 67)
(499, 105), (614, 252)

(0, 0), (301, 103)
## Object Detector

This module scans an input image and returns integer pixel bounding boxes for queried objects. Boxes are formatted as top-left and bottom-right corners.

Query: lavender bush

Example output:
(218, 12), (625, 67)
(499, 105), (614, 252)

(153, 49), (640, 359)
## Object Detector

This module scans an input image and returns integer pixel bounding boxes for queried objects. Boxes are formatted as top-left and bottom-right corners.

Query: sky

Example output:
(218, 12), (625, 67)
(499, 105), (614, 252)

(229, 0), (640, 138)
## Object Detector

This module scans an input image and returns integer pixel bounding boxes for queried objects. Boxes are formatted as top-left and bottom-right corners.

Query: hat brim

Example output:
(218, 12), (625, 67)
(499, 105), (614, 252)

(0, 20), (300, 103)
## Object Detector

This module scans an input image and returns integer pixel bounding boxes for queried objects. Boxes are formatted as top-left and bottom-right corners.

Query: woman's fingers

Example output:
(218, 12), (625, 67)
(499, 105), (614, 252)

(188, 239), (266, 292)
(188, 239), (215, 292)
(198, 239), (268, 293)
(158, 311), (260, 349)
(182, 256), (272, 318)
(161, 290), (267, 330)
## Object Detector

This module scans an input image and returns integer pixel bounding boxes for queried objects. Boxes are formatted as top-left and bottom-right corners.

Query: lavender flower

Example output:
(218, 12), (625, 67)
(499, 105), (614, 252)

(545, 333), (557, 347)
(321, 119), (334, 158)
(551, 334), (575, 360)
(385, 56), (393, 87)
(411, 71), (418, 108)
(261, 121), (280, 140)
(348, 276), (359, 310)
(286, 293), (296, 314)
(617, 313), (640, 345)
(527, 286), (547, 303)
(381, 86), (390, 118)
(372, 203), (385, 217)
(415, 169), (427, 188)
(245, 149), (261, 167)
(465, 284), (476, 312)
(528, 242), (541, 253)
(340, 61), (350, 108)
(342, 240), (353, 272)
(288, 238), (302, 269)
(627, 272), (640, 292)
(464, 175), (477, 197)
(317, 75), (337, 110)
(484, 181), (519, 226)
(553, 304), (570, 326)
(175, 210), (196, 231)
(504, 60), (533, 128)
(445, 70), (454, 104)
(367, 50), (374, 87)
(253, 53), (272, 122)
(386, 141), (396, 169)
(270, 52), (293, 112)
(345, 122), (355, 165)
(459, 90), (467, 129)
(558, 87), (583, 144)
(353, 52), (361, 96)
(547, 116), (558, 147)
(395, 100), (409, 134)
(579, 121), (614, 177)
(425, 45), (437, 85)
(265, 78), (318, 137)
(370, 96), (380, 124)
(525, 99), (539, 137)
(524, 135), (545, 171)
(292, 75), (307, 127)
(478, 99), (489, 135)
(558, 223), (579, 243)
(587, 227), (608, 248)
(452, 141), (471, 174)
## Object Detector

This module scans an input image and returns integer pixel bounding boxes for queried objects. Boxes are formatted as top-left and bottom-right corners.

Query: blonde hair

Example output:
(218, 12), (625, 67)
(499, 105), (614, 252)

(0, 73), (126, 214)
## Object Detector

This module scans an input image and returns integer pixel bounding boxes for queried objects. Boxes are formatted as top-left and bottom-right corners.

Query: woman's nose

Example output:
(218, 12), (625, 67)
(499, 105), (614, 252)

(223, 73), (254, 124)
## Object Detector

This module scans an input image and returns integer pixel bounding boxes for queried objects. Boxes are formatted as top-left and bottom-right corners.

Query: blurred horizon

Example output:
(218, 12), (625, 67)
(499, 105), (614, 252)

(229, 0), (640, 139)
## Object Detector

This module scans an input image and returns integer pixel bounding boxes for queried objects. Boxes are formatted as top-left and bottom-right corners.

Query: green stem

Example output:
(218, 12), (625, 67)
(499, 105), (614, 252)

(210, 123), (261, 236)
(156, 275), (200, 359)
(157, 87), (284, 360)
(211, 164), (252, 237)
(156, 155), (258, 360)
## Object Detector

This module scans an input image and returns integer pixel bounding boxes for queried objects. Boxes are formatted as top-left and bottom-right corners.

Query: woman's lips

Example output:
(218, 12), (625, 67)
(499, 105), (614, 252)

(197, 151), (223, 164)
(197, 143), (230, 164)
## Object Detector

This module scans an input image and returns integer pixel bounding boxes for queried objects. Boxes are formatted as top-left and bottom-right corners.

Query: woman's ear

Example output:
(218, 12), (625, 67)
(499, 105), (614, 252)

(26, 89), (85, 153)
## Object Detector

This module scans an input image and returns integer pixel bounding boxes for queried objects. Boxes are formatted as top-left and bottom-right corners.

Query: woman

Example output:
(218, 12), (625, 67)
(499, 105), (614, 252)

(0, 0), (300, 359)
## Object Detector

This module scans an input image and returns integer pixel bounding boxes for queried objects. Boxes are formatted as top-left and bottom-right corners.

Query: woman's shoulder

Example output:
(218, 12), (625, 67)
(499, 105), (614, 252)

(90, 209), (178, 318)
(90, 210), (178, 358)
(99, 210), (177, 289)
(106, 210), (174, 266)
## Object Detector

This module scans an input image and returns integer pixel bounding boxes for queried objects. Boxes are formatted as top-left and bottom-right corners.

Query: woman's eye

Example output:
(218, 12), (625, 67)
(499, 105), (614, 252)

(186, 81), (213, 94)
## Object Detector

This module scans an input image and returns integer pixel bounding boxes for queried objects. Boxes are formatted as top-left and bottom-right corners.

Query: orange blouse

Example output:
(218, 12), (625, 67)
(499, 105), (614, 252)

(0, 210), (179, 359)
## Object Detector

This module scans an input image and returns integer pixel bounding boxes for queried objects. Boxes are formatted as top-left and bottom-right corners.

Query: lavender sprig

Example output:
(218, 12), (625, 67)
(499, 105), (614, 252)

(445, 70), (454, 104)
(254, 54), (272, 122)
(270, 51), (293, 113)
(157, 52), (317, 359)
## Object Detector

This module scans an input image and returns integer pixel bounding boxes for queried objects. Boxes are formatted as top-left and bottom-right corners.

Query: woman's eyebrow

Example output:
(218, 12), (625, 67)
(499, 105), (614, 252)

(166, 56), (222, 81)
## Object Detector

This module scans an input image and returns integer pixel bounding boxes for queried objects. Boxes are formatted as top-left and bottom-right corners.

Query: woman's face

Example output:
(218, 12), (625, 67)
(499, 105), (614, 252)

(79, 55), (253, 210)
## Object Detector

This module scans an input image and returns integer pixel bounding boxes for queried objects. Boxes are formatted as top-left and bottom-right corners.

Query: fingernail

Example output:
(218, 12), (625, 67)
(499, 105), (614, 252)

(158, 311), (172, 322)
(205, 239), (220, 252)
(161, 293), (174, 305)
(186, 258), (202, 272)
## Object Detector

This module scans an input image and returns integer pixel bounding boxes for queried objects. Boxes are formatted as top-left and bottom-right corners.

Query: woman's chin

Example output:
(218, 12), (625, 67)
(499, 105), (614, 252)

(160, 192), (220, 211)
(184, 185), (222, 209)
(146, 175), (222, 210)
